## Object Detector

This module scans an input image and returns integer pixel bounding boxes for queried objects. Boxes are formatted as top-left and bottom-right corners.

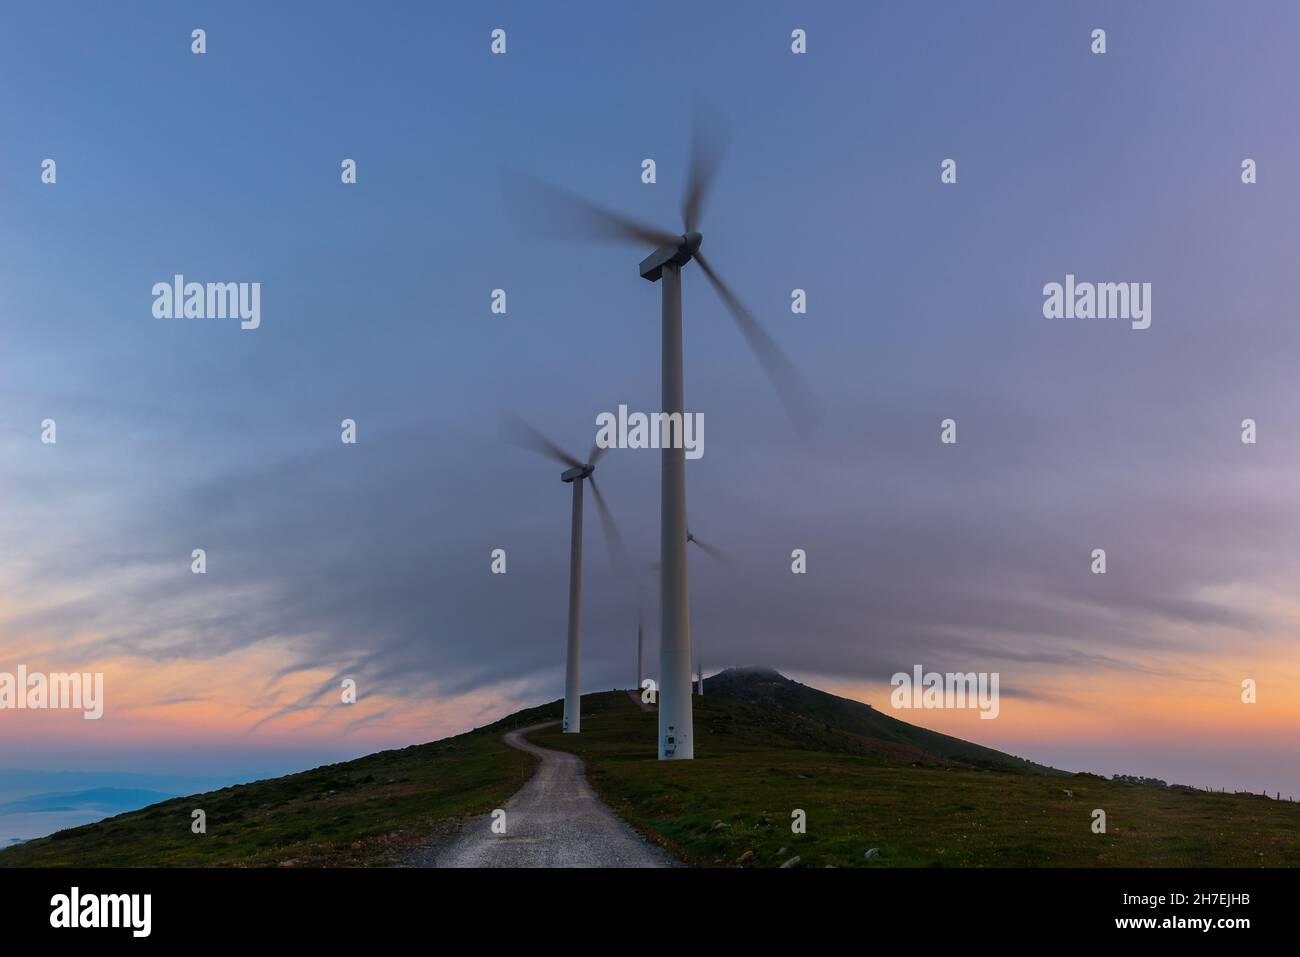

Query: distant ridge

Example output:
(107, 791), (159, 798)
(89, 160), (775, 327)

(0, 787), (178, 816)
(703, 666), (1064, 775)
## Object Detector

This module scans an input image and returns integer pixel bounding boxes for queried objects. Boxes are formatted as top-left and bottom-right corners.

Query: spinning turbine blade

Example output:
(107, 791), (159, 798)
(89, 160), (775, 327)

(514, 178), (679, 248)
(501, 413), (581, 468)
(693, 250), (822, 434)
(681, 99), (729, 233)
(687, 531), (732, 566)
(588, 475), (631, 572)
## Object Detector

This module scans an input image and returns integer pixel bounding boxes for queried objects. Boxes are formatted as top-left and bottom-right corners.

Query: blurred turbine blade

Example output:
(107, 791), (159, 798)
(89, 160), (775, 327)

(588, 440), (608, 466)
(588, 475), (631, 573)
(500, 413), (581, 468)
(688, 531), (733, 566)
(681, 98), (729, 232)
(513, 177), (679, 248)
(693, 250), (822, 434)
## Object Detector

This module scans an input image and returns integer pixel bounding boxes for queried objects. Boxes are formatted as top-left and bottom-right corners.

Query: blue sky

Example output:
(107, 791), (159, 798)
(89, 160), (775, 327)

(2, 1), (1299, 801)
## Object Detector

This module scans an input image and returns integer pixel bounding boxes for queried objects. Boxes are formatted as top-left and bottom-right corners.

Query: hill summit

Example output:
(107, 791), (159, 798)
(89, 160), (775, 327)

(702, 666), (1061, 774)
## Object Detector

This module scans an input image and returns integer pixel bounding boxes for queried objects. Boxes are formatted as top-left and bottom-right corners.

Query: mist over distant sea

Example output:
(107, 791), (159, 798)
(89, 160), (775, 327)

(0, 770), (242, 846)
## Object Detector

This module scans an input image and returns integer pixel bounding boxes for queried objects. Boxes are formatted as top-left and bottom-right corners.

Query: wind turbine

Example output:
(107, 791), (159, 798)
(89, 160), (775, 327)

(686, 528), (729, 698)
(636, 609), (644, 692)
(504, 415), (628, 734)
(515, 104), (819, 759)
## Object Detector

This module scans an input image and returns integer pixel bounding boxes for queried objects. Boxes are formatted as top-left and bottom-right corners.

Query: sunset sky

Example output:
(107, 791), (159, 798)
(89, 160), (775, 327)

(3, 1), (1299, 798)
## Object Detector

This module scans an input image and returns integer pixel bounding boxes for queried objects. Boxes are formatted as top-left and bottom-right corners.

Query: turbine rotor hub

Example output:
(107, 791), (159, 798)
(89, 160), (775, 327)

(639, 232), (703, 282)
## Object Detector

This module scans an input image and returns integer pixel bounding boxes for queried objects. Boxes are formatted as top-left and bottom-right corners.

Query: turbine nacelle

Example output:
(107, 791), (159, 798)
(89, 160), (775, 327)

(639, 232), (703, 282)
(560, 464), (595, 483)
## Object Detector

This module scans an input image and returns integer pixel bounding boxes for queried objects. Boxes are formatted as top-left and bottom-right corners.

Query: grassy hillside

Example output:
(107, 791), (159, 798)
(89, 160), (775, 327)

(0, 693), (641, 868)
(535, 688), (1300, 867)
(4, 674), (1297, 868)
(703, 667), (1063, 774)
(0, 709), (551, 868)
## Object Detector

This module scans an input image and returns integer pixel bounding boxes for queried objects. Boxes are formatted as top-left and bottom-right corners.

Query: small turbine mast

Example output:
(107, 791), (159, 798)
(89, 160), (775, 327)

(502, 414), (628, 735)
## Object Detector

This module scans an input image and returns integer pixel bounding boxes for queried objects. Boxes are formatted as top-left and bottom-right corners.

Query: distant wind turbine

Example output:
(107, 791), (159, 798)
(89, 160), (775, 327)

(504, 415), (628, 734)
(514, 102), (819, 758)
(686, 526), (729, 699)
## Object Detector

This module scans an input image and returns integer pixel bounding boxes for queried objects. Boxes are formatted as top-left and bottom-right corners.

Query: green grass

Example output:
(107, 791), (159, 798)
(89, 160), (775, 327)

(5, 684), (1298, 868)
(534, 692), (1300, 868)
(0, 721), (541, 868)
(701, 667), (1063, 774)
(0, 691), (636, 868)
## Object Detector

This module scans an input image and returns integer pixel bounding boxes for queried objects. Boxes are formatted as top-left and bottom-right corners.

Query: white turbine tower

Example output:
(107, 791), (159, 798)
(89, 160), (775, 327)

(504, 415), (629, 734)
(514, 103), (819, 758)
(686, 528), (728, 699)
(636, 613), (644, 692)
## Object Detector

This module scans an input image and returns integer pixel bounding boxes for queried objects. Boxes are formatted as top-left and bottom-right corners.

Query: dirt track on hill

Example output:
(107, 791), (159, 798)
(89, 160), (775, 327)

(428, 721), (677, 868)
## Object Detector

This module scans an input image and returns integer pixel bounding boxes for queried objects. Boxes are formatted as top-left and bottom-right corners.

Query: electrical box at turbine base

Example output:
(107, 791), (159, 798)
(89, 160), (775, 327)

(663, 726), (676, 756)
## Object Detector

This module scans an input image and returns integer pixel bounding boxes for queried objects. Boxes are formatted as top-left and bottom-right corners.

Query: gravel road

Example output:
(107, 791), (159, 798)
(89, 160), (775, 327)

(431, 721), (678, 868)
